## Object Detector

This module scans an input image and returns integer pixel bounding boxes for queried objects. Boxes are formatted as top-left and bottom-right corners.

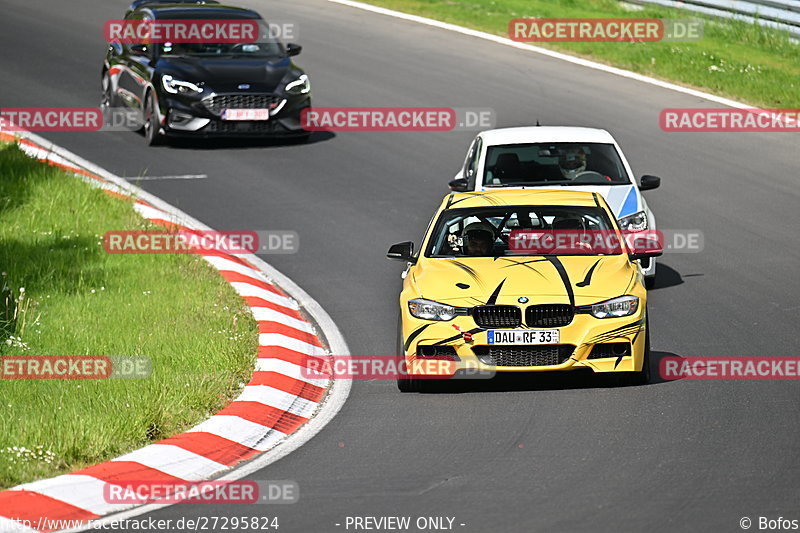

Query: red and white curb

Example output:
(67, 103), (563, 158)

(0, 131), (350, 533)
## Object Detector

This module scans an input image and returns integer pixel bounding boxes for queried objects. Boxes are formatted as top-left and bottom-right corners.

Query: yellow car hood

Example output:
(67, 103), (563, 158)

(411, 254), (636, 306)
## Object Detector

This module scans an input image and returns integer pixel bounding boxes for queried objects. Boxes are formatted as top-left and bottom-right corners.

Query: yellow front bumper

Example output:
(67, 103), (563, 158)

(401, 309), (647, 374)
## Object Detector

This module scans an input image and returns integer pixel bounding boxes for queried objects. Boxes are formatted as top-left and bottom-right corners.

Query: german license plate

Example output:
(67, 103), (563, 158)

(487, 329), (560, 345)
(221, 109), (270, 121)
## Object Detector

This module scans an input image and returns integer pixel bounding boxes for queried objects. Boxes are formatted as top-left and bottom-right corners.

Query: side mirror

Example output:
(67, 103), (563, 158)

(639, 175), (661, 191)
(629, 250), (663, 262)
(449, 178), (469, 192)
(286, 43), (302, 57)
(387, 241), (415, 262)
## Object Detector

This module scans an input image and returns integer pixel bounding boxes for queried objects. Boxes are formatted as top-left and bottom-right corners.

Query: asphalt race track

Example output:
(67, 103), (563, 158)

(2, 0), (799, 531)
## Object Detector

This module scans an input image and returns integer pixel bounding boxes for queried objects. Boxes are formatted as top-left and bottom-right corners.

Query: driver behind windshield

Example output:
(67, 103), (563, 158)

(462, 223), (495, 256)
(558, 147), (587, 180)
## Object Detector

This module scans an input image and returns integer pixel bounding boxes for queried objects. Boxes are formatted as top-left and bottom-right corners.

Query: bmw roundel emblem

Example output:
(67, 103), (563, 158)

(518, 297), (529, 304)
(238, 84), (251, 90)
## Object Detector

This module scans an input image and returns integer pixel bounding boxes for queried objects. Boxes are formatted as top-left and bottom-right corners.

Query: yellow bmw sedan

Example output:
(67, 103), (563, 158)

(387, 189), (661, 392)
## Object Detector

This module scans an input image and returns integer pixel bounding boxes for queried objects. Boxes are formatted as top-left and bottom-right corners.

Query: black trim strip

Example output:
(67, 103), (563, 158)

(499, 259), (549, 279)
(485, 279), (507, 306)
(545, 256), (575, 307)
(451, 260), (481, 283)
(403, 324), (431, 353)
(588, 317), (645, 344)
(576, 260), (601, 288)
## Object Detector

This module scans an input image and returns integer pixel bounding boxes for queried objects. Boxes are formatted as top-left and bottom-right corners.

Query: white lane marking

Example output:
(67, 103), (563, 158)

(229, 281), (299, 310)
(130, 174), (208, 181)
(186, 416), (287, 451)
(11, 475), (125, 517)
(235, 386), (320, 418)
(328, 0), (751, 110)
(252, 307), (314, 334)
(111, 445), (228, 482)
(259, 333), (326, 355)
(254, 358), (329, 386)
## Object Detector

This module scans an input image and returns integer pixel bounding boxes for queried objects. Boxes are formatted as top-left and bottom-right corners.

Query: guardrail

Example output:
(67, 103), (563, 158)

(627, 0), (800, 37)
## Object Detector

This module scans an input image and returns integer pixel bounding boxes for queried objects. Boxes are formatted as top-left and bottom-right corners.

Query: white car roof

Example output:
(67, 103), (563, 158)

(478, 126), (616, 146)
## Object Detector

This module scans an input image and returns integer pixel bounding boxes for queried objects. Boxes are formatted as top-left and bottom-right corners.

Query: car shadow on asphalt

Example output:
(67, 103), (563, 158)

(148, 130), (336, 150)
(418, 351), (684, 394)
(649, 263), (705, 291)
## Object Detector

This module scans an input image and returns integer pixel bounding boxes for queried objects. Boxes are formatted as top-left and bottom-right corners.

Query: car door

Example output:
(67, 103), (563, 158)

(116, 11), (154, 112)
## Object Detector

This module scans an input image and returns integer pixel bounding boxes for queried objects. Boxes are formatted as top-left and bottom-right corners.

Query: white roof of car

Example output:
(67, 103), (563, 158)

(478, 126), (616, 146)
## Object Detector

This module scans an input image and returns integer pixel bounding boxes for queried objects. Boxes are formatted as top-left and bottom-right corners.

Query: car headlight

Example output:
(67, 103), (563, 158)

(285, 74), (310, 95)
(408, 298), (466, 321)
(587, 295), (639, 319)
(618, 211), (648, 231)
(161, 75), (203, 95)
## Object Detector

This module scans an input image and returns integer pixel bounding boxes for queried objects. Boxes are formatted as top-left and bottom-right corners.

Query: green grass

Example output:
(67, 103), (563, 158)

(0, 143), (257, 489)
(364, 0), (799, 107)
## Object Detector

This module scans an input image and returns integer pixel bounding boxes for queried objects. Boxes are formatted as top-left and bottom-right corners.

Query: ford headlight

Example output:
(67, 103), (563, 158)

(587, 295), (639, 319)
(408, 299), (466, 321)
(618, 211), (648, 231)
(161, 75), (203, 95)
(285, 74), (310, 95)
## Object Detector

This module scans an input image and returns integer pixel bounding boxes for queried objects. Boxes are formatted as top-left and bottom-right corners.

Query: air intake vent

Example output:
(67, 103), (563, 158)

(473, 345), (575, 367)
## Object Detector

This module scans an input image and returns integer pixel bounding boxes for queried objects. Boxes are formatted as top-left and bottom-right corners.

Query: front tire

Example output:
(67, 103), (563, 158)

(143, 94), (164, 146)
(629, 317), (651, 385)
(100, 71), (118, 111)
(396, 314), (421, 392)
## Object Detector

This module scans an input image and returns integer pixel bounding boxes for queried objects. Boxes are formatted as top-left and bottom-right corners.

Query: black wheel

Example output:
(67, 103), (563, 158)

(143, 93), (164, 146)
(396, 313), (420, 392)
(100, 71), (118, 110)
(629, 317), (651, 385)
(645, 275), (656, 290)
